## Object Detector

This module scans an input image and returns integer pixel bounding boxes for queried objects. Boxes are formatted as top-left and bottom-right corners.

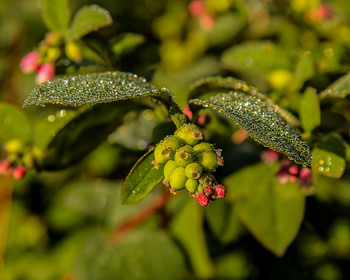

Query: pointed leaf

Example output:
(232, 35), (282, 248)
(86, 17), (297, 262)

(0, 103), (31, 143)
(121, 150), (164, 204)
(41, 0), (70, 32)
(221, 41), (291, 75)
(224, 163), (305, 256)
(65, 5), (112, 41)
(42, 101), (139, 170)
(320, 73), (350, 99)
(188, 76), (300, 127)
(189, 92), (312, 168)
(171, 200), (215, 278)
(299, 87), (321, 133)
(292, 53), (314, 91)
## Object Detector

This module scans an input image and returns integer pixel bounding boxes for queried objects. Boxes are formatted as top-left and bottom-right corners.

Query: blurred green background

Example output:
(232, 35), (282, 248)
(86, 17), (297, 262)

(1, 0), (350, 279)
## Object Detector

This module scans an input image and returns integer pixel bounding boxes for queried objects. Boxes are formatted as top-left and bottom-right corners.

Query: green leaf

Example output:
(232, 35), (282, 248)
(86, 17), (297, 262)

(221, 41), (291, 75)
(224, 163), (305, 256)
(189, 92), (312, 168)
(205, 199), (243, 244)
(23, 71), (186, 128)
(73, 231), (186, 280)
(293, 53), (314, 91)
(188, 76), (301, 127)
(111, 33), (145, 56)
(311, 134), (346, 178)
(42, 102), (138, 170)
(0, 103), (31, 143)
(23, 71), (171, 107)
(299, 87), (321, 133)
(171, 199), (215, 278)
(121, 149), (164, 204)
(320, 73), (350, 99)
(65, 5), (112, 41)
(41, 0), (70, 32)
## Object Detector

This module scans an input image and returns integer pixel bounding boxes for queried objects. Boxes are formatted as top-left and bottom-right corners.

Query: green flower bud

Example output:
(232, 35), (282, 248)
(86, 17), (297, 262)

(185, 162), (202, 179)
(170, 166), (187, 190)
(197, 151), (218, 171)
(5, 139), (24, 154)
(164, 160), (178, 181)
(154, 135), (183, 165)
(198, 174), (214, 188)
(186, 179), (198, 192)
(174, 145), (196, 167)
(175, 124), (203, 146)
(193, 142), (214, 153)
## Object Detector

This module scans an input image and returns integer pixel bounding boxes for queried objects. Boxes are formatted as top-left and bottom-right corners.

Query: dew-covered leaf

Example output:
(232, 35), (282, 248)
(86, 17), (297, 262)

(23, 71), (186, 128)
(65, 5), (112, 41)
(188, 76), (300, 127)
(320, 73), (350, 99)
(224, 163), (305, 256)
(189, 92), (312, 168)
(121, 149), (164, 204)
(42, 101), (139, 170)
(0, 103), (31, 143)
(41, 0), (70, 32)
(299, 87), (321, 133)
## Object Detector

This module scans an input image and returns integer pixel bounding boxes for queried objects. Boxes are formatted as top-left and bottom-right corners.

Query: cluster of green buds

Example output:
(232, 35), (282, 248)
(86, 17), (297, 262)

(0, 139), (43, 180)
(153, 124), (226, 206)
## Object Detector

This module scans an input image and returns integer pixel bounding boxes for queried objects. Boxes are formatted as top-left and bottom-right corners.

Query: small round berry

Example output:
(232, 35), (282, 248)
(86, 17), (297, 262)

(196, 193), (209, 206)
(175, 124), (203, 146)
(193, 142), (214, 153)
(197, 151), (218, 171)
(186, 178), (198, 192)
(5, 139), (24, 154)
(213, 184), (226, 199)
(12, 166), (26, 180)
(185, 162), (202, 179)
(164, 160), (179, 181)
(174, 145), (196, 167)
(0, 160), (12, 176)
(169, 167), (187, 190)
(154, 135), (183, 165)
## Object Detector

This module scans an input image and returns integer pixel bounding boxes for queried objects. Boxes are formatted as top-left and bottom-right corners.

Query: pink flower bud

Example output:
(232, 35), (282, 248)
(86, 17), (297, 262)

(200, 14), (215, 30)
(213, 184), (226, 199)
(196, 192), (209, 206)
(196, 114), (211, 126)
(20, 51), (40, 73)
(299, 167), (312, 187)
(288, 165), (299, 176)
(275, 165), (290, 184)
(0, 160), (12, 176)
(261, 149), (279, 165)
(12, 165), (26, 180)
(36, 63), (55, 84)
(189, 0), (205, 17)
(183, 106), (193, 119)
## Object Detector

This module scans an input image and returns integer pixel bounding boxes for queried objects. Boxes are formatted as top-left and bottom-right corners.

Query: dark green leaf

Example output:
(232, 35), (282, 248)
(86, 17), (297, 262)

(205, 199), (243, 244)
(0, 103), (31, 143)
(189, 92), (312, 168)
(171, 199), (215, 278)
(41, 0), (70, 32)
(121, 149), (164, 204)
(299, 87), (321, 133)
(42, 102), (138, 170)
(320, 73), (350, 99)
(224, 163), (305, 256)
(65, 5), (112, 41)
